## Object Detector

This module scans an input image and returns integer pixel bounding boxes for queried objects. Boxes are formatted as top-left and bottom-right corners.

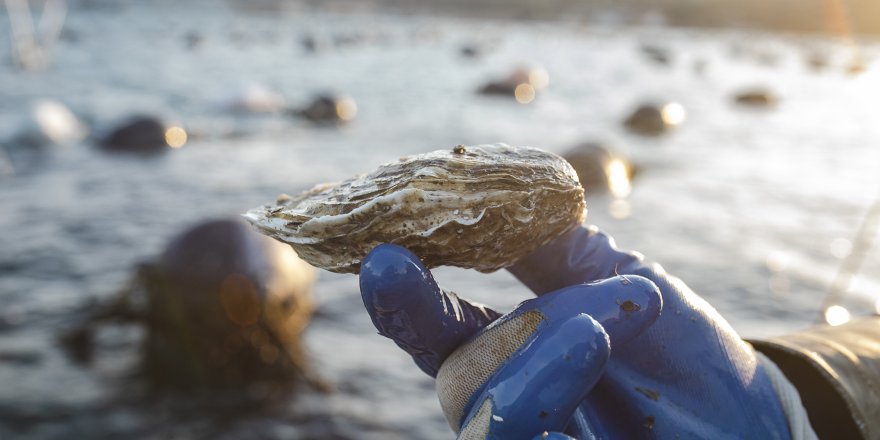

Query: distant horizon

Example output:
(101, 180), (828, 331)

(296, 0), (880, 37)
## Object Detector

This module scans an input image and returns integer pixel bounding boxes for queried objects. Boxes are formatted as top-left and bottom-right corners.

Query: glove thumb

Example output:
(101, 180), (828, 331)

(438, 276), (662, 439)
(360, 244), (501, 377)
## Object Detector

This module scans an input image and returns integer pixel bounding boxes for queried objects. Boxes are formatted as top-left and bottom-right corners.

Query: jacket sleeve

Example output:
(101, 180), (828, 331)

(749, 316), (880, 440)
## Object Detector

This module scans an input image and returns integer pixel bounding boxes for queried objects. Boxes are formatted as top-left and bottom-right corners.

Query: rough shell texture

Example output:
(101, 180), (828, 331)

(244, 143), (586, 274)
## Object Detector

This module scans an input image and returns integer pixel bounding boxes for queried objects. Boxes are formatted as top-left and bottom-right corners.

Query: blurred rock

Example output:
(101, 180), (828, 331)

(301, 33), (330, 53)
(296, 94), (357, 124)
(640, 44), (671, 66)
(460, 44), (481, 58)
(98, 115), (174, 153)
(61, 219), (320, 395)
(9, 100), (88, 148)
(184, 31), (203, 50)
(562, 142), (637, 196)
(301, 34), (317, 52)
(144, 219), (318, 391)
(477, 66), (549, 103)
(623, 102), (686, 136)
(807, 51), (828, 72)
(0, 351), (43, 366)
(846, 58), (867, 76)
(301, 31), (388, 54)
(733, 88), (779, 107)
(478, 81), (515, 95)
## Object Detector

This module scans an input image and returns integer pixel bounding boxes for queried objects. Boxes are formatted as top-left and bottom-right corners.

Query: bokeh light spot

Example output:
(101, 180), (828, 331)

(335, 97), (358, 122)
(528, 67), (549, 90)
(164, 126), (187, 148)
(765, 251), (790, 272)
(824, 305), (851, 326)
(34, 100), (85, 144)
(661, 102), (686, 126)
(514, 83), (535, 104)
(607, 159), (632, 199)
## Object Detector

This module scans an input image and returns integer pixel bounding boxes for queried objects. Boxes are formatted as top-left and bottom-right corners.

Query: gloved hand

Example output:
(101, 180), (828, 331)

(359, 225), (792, 439)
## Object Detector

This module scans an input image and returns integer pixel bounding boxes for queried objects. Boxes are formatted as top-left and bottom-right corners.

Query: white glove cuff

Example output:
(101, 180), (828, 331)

(756, 351), (819, 440)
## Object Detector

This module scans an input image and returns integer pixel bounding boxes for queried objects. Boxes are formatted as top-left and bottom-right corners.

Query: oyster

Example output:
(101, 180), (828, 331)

(244, 143), (586, 274)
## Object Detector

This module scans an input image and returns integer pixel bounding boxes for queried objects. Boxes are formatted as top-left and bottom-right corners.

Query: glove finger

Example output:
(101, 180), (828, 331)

(456, 311), (608, 439)
(508, 225), (647, 296)
(360, 243), (501, 377)
(440, 276), (662, 437)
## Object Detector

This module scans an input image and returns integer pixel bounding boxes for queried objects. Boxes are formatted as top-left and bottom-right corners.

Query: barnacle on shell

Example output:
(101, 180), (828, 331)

(244, 143), (586, 274)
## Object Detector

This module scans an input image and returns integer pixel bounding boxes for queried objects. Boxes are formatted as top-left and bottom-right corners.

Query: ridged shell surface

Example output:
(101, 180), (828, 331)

(244, 143), (586, 274)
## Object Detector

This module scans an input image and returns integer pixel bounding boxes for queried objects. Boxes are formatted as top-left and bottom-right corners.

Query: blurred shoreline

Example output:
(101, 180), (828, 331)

(232, 0), (880, 38)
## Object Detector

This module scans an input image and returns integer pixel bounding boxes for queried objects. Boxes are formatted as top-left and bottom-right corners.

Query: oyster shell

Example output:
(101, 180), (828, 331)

(244, 143), (586, 274)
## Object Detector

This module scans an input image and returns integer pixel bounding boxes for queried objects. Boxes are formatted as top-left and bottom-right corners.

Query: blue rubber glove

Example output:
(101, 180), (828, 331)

(360, 225), (792, 439)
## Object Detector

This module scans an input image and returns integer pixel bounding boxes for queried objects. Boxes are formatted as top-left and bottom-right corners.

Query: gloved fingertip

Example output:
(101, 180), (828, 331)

(360, 243), (433, 312)
(533, 276), (661, 346)
(592, 275), (662, 345)
(459, 313), (610, 438)
(359, 243), (498, 377)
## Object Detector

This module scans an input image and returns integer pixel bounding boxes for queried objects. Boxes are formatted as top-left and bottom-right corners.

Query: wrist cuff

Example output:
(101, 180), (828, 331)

(750, 316), (880, 440)
(755, 351), (819, 440)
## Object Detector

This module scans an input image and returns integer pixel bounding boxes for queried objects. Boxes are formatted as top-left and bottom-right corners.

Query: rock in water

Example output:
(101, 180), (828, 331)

(145, 219), (317, 390)
(623, 102), (686, 136)
(733, 89), (779, 107)
(99, 115), (169, 152)
(59, 219), (319, 393)
(245, 143), (586, 274)
(477, 66), (549, 102)
(297, 94), (357, 124)
(562, 142), (636, 195)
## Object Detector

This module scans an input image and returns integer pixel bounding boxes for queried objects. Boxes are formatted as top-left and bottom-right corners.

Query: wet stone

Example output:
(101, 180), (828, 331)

(99, 115), (168, 153)
(61, 219), (319, 394)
